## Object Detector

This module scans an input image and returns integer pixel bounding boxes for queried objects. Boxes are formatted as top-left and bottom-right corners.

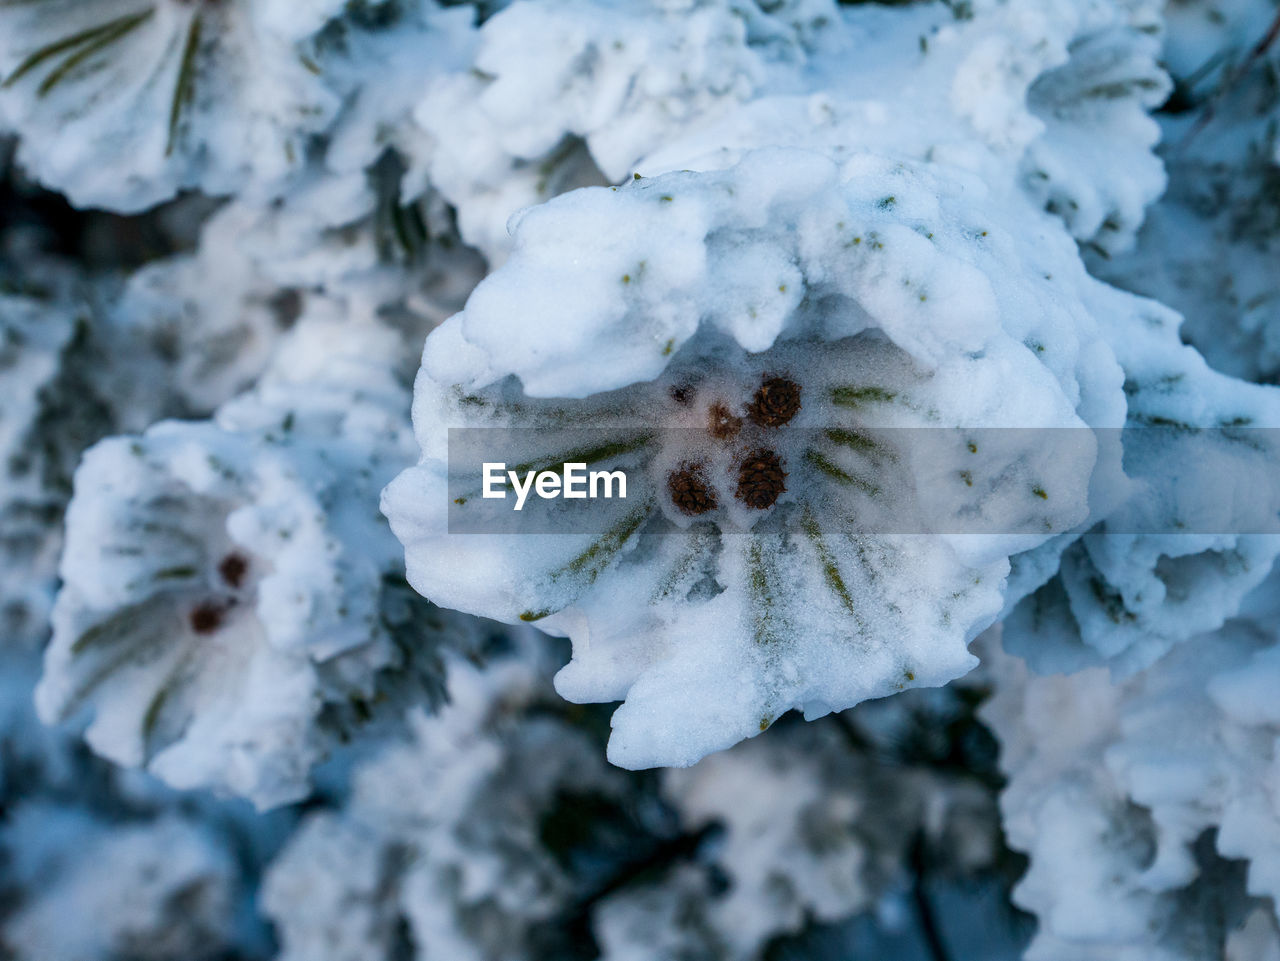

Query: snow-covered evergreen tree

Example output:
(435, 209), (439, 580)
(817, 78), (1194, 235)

(3, 1), (1280, 958)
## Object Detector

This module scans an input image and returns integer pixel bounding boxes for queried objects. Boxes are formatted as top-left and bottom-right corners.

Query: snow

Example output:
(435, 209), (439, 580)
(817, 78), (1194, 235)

(38, 301), (482, 806)
(4, 0), (1280, 956)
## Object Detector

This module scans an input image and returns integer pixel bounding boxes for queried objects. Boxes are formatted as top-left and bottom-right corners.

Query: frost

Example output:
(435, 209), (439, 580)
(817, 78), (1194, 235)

(993, 2), (1280, 677)
(383, 147), (1144, 768)
(1003, 294), (1280, 676)
(102, 203), (302, 416)
(1, 807), (243, 961)
(0, 0), (349, 211)
(1016, 4), (1170, 253)
(218, 175), (487, 321)
(5, 0), (1280, 955)
(0, 206), (325, 648)
(263, 637), (638, 961)
(266, 634), (1005, 961)
(384, 0), (1279, 769)
(0, 576), (275, 961)
(0, 0), (483, 215)
(1094, 0), (1280, 382)
(632, 0), (1169, 255)
(932, 0), (1171, 253)
(629, 706), (999, 958)
(400, 0), (838, 259)
(0, 292), (113, 647)
(982, 610), (1280, 960)
(587, 683), (1009, 961)
(37, 301), (481, 807)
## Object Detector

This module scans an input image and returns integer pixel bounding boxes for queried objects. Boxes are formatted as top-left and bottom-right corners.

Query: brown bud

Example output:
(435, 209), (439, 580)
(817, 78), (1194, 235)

(736, 449), (787, 509)
(747, 376), (801, 428)
(218, 552), (249, 589)
(668, 465), (718, 515)
(190, 601), (227, 635)
(708, 401), (743, 440)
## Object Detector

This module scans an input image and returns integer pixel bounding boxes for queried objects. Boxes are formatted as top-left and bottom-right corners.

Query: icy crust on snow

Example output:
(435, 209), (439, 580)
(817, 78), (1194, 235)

(0, 807), (244, 961)
(383, 147), (1148, 769)
(982, 613), (1280, 961)
(37, 304), (481, 808)
(262, 642), (635, 961)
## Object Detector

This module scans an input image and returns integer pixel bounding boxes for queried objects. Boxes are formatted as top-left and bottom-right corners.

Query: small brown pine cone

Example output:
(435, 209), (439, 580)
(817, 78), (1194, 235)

(668, 465), (718, 515)
(747, 376), (801, 428)
(708, 402), (743, 440)
(736, 449), (787, 509)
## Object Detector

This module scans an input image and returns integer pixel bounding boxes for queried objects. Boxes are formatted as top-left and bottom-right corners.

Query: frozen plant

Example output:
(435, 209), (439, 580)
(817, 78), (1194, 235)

(214, 170), (487, 322)
(397, 0), (841, 259)
(0, 290), (113, 647)
(997, 3), (1280, 677)
(1011, 0), (1170, 254)
(3, 0), (1280, 958)
(383, 132), (1263, 768)
(0, 183), (319, 650)
(263, 636), (656, 961)
(0, 0), (352, 211)
(994, 3), (1280, 680)
(0, 806), (250, 961)
(632, 0), (1170, 253)
(37, 299), (489, 807)
(1000, 344), (1280, 678)
(0, 0), (481, 217)
(1093, 0), (1280, 383)
(98, 203), (304, 418)
(982, 605), (1280, 961)
(383, 0), (1280, 769)
(267, 634), (1009, 961)
(0, 560), (282, 961)
(593, 696), (1003, 961)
